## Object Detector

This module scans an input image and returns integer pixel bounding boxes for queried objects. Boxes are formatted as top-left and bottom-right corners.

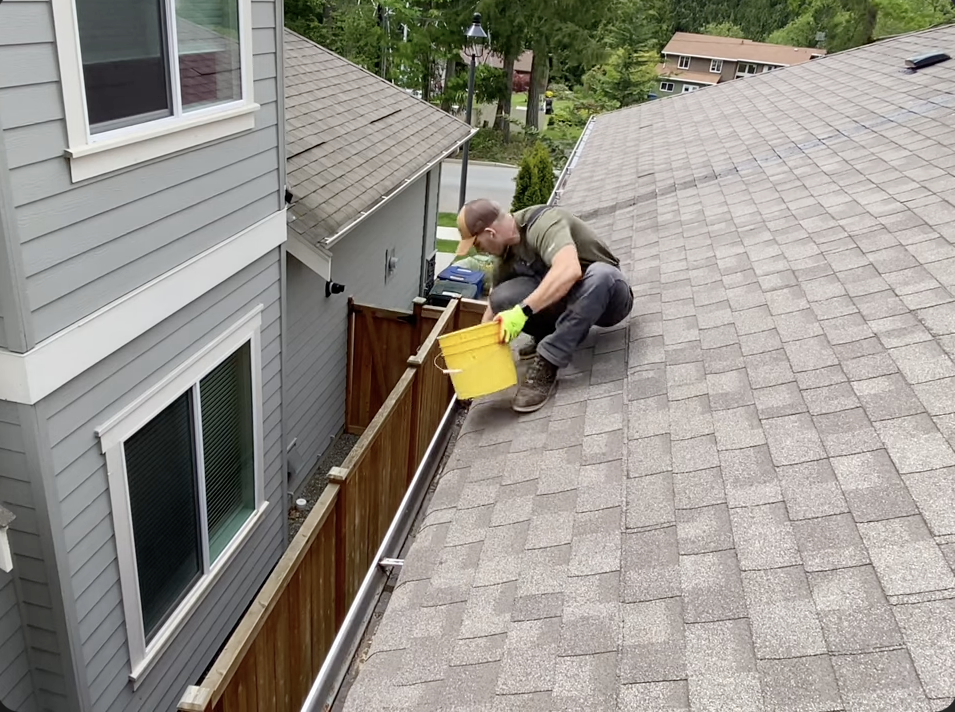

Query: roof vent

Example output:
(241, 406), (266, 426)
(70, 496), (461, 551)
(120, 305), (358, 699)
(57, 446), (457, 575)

(904, 51), (950, 71)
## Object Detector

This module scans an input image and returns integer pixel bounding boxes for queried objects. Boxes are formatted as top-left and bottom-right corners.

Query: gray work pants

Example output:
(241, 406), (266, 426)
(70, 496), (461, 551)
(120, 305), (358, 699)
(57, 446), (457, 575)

(489, 262), (633, 369)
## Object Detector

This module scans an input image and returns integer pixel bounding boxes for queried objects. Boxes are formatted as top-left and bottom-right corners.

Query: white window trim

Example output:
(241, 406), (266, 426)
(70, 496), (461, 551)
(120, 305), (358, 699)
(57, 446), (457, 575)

(678, 55), (690, 70)
(710, 59), (723, 73)
(660, 82), (674, 92)
(50, 0), (259, 183)
(95, 305), (269, 689)
(736, 62), (759, 78)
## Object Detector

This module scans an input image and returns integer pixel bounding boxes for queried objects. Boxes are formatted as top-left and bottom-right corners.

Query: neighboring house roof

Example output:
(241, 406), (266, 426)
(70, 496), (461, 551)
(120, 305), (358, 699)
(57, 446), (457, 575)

(664, 31), (824, 66)
(284, 29), (472, 245)
(656, 64), (720, 85)
(341, 24), (955, 710)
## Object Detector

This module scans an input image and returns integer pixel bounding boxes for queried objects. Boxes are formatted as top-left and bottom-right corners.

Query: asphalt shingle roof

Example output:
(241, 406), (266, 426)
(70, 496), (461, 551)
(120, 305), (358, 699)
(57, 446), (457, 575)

(284, 29), (472, 244)
(341, 24), (955, 711)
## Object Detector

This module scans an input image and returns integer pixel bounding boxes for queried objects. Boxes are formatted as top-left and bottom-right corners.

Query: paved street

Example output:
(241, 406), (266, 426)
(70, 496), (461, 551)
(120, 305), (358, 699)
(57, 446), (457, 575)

(439, 160), (518, 213)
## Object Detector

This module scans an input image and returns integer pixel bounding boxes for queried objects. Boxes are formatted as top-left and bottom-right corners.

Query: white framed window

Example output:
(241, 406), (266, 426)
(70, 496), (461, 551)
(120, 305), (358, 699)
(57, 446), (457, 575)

(736, 62), (759, 78)
(710, 59), (723, 73)
(682, 85), (699, 93)
(678, 55), (691, 70)
(96, 306), (268, 687)
(51, 0), (259, 183)
(660, 82), (674, 92)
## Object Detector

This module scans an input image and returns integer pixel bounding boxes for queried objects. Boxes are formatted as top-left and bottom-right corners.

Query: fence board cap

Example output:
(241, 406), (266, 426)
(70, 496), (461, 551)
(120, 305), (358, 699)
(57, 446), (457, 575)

(178, 685), (213, 712)
(329, 466), (349, 483)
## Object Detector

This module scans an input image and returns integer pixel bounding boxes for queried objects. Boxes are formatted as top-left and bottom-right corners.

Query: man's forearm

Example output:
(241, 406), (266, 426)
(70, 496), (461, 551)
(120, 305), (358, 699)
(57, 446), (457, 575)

(524, 263), (580, 313)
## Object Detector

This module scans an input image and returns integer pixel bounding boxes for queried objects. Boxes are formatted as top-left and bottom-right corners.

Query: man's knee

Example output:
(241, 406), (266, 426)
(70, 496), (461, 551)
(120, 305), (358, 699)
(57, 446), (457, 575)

(583, 262), (621, 290)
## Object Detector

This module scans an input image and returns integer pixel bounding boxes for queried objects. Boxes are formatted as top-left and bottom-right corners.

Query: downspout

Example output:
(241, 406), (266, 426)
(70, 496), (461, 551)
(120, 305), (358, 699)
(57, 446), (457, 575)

(275, 11), (291, 535)
(418, 168), (433, 297)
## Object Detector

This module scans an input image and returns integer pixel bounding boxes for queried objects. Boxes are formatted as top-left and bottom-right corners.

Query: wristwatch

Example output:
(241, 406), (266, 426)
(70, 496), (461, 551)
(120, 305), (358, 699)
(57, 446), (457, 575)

(520, 302), (534, 318)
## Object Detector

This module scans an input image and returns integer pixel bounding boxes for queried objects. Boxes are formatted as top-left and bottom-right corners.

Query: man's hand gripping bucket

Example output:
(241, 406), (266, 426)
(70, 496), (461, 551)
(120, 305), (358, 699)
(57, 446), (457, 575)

(435, 321), (518, 400)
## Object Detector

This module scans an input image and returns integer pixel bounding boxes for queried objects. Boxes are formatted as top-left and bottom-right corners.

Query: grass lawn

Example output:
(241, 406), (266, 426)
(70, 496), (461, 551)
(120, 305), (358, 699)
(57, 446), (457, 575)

(436, 237), (459, 254)
(438, 211), (458, 228)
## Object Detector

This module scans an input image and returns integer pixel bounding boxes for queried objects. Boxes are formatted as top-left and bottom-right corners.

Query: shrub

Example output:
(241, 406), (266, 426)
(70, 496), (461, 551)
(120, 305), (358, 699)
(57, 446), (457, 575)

(511, 142), (556, 212)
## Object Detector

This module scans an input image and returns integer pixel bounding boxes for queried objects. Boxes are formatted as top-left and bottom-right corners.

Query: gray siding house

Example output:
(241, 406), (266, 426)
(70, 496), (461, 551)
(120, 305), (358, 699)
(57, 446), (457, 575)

(0, 0), (287, 708)
(282, 29), (472, 491)
(0, 12), (472, 712)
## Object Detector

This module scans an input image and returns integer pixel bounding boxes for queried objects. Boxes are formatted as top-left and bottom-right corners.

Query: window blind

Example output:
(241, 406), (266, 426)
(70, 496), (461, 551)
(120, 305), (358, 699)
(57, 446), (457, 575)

(124, 390), (202, 641)
(200, 342), (255, 562)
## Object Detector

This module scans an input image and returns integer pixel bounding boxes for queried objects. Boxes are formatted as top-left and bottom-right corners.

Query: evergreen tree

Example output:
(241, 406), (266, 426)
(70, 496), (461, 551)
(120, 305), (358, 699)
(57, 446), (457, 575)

(511, 143), (555, 211)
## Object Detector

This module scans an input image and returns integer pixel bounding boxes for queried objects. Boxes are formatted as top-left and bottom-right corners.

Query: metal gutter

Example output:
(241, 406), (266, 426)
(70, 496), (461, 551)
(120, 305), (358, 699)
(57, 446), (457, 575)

(320, 128), (479, 249)
(548, 114), (596, 206)
(300, 397), (462, 712)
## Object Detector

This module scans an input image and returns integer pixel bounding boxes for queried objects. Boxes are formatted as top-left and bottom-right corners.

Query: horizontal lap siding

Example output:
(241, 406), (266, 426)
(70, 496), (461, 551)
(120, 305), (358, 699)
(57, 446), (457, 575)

(35, 253), (285, 712)
(285, 173), (430, 487)
(0, 0), (282, 342)
(0, 402), (45, 712)
(0, 571), (36, 712)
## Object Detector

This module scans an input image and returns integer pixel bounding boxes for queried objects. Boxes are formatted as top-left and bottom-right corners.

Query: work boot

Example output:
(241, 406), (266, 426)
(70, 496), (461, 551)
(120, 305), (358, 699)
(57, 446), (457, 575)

(512, 354), (558, 413)
(517, 337), (538, 360)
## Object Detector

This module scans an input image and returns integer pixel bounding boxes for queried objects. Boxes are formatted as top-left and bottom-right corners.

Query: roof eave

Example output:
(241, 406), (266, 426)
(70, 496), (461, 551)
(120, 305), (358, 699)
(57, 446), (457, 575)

(317, 126), (478, 250)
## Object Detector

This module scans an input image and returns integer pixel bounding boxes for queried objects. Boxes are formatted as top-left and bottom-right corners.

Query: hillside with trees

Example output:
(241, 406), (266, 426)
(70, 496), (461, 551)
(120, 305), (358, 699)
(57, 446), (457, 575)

(285, 0), (955, 165)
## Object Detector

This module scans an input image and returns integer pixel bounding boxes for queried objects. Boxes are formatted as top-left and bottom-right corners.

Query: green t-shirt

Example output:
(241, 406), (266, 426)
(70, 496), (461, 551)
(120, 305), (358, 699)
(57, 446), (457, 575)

(511, 205), (620, 270)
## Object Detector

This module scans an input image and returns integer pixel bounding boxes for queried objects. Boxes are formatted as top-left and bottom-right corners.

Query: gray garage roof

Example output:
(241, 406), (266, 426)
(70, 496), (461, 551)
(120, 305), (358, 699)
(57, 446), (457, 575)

(284, 29), (472, 245)
(341, 24), (955, 711)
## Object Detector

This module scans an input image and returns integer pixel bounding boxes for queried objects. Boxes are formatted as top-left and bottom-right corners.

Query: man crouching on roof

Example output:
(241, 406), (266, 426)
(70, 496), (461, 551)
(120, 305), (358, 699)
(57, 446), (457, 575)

(454, 198), (633, 413)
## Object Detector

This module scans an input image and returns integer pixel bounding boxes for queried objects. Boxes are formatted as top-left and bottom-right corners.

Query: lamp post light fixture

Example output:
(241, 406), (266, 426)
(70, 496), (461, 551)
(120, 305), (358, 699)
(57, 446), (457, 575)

(459, 12), (488, 210)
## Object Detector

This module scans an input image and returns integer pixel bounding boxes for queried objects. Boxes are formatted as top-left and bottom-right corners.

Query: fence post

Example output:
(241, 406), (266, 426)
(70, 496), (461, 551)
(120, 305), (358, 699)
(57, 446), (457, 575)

(178, 686), (212, 712)
(345, 298), (356, 431)
(328, 466), (349, 627)
(412, 296), (426, 350)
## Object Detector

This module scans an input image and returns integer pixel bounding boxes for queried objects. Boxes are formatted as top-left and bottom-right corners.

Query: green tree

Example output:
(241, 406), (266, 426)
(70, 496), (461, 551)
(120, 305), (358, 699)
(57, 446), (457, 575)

(286, 0), (387, 73)
(511, 143), (555, 211)
(702, 21), (746, 37)
(766, 0), (878, 51)
(582, 47), (659, 108)
(478, 0), (529, 140)
(872, 0), (953, 38)
(440, 64), (508, 106)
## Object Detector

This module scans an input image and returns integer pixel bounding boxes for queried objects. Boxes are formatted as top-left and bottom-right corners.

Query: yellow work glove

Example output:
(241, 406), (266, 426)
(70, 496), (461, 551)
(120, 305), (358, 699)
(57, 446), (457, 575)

(495, 304), (528, 343)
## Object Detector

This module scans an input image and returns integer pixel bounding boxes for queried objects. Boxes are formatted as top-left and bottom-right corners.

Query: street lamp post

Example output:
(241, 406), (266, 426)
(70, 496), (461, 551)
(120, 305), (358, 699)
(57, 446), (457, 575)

(459, 12), (487, 210)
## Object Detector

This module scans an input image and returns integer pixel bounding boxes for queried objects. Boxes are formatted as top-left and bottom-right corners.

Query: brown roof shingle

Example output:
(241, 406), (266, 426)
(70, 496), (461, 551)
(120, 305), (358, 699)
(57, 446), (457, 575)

(340, 23), (955, 711)
(284, 29), (472, 244)
(664, 31), (825, 66)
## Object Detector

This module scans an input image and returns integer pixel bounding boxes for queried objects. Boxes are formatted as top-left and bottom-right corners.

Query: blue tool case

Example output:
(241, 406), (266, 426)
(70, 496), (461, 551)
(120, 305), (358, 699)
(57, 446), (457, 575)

(436, 264), (485, 296)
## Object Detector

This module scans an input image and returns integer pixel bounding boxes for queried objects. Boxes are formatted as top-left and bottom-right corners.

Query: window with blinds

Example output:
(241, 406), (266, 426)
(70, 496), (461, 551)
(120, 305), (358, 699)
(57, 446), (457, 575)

(201, 342), (255, 561)
(123, 340), (256, 642)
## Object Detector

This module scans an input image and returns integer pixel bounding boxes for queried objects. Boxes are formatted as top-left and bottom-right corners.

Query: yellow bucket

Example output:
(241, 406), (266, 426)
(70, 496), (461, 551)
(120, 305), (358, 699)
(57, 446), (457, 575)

(436, 321), (518, 400)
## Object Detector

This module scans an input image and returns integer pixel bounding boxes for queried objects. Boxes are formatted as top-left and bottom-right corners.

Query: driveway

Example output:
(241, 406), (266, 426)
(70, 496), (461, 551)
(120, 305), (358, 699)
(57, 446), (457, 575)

(440, 160), (518, 213)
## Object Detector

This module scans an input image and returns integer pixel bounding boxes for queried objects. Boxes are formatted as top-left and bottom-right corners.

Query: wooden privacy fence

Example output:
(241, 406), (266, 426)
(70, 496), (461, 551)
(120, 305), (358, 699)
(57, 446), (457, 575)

(346, 296), (486, 432)
(178, 296), (484, 712)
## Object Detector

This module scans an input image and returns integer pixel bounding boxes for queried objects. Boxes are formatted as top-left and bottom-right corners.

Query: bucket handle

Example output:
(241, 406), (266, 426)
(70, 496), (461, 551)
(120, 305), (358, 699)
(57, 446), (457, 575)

(434, 353), (463, 375)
